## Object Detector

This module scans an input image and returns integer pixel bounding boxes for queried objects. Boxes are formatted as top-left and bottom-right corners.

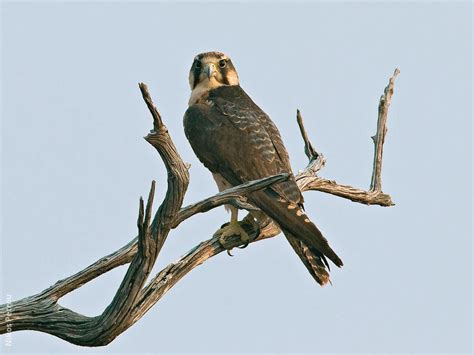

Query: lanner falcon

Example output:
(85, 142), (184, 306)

(184, 51), (343, 285)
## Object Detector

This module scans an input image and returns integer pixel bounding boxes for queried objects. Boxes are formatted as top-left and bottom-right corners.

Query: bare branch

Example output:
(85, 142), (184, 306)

(293, 69), (399, 206)
(296, 109), (319, 160)
(0, 180), (160, 346)
(139, 82), (163, 130)
(0, 69), (399, 346)
(40, 239), (138, 300)
(370, 68), (400, 192)
(301, 177), (394, 206)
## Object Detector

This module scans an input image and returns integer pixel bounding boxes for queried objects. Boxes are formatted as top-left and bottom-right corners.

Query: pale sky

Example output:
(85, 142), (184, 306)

(1, 1), (472, 354)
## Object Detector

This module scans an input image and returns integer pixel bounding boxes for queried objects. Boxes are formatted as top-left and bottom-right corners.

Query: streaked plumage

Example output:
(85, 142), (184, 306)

(183, 52), (342, 285)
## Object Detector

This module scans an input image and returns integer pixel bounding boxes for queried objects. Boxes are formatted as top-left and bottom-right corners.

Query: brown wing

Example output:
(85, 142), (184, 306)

(218, 99), (305, 206)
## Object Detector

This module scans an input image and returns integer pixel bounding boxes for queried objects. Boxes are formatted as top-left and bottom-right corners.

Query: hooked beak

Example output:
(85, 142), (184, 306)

(204, 63), (217, 79)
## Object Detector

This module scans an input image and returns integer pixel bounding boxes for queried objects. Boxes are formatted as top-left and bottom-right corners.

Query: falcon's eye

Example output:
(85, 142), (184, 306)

(219, 59), (227, 68)
(195, 60), (202, 69)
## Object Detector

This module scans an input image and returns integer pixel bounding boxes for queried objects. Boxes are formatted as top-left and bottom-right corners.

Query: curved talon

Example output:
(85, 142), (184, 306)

(237, 242), (249, 249)
(220, 222), (230, 229)
(215, 219), (250, 252)
(226, 249), (234, 257)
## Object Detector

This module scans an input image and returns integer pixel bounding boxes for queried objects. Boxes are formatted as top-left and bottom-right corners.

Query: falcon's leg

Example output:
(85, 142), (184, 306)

(214, 206), (250, 250)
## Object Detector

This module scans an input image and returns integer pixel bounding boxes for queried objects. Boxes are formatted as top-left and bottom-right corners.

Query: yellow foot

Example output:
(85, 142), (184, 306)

(214, 221), (250, 255)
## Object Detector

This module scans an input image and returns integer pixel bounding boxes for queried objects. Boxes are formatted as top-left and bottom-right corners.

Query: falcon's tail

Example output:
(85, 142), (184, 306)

(285, 234), (332, 285)
(251, 189), (343, 283)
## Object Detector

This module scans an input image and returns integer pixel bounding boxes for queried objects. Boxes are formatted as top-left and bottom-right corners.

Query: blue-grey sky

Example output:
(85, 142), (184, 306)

(1, 1), (472, 354)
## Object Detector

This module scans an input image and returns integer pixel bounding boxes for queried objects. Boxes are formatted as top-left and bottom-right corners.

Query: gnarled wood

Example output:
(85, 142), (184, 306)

(0, 70), (399, 346)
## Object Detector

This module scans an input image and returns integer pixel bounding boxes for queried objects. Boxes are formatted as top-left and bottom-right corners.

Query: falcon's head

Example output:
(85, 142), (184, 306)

(188, 51), (239, 95)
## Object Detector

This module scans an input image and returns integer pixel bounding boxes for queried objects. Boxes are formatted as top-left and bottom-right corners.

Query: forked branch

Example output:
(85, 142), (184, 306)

(296, 69), (400, 206)
(0, 70), (399, 346)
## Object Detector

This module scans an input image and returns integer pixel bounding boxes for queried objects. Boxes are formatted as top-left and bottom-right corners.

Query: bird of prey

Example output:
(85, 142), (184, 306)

(183, 51), (343, 285)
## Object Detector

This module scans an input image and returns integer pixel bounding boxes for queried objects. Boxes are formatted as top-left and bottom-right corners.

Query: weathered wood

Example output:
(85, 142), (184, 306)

(0, 84), (190, 346)
(370, 68), (400, 192)
(0, 70), (399, 346)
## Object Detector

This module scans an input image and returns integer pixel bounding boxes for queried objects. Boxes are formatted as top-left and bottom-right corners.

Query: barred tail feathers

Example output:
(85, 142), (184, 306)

(285, 235), (332, 286)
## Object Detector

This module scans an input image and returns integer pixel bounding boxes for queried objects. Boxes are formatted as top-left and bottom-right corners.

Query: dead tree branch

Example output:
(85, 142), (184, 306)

(296, 69), (400, 206)
(0, 70), (399, 346)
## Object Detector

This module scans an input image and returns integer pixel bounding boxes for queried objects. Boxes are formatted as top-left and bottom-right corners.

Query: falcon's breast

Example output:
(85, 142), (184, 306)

(184, 85), (303, 207)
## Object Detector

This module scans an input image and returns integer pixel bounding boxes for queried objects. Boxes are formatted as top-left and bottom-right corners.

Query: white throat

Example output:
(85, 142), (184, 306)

(188, 78), (224, 106)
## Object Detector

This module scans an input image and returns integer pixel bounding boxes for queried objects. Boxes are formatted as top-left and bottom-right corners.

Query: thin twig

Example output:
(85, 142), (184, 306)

(370, 68), (400, 192)
(139, 82), (163, 131)
(296, 109), (318, 160)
